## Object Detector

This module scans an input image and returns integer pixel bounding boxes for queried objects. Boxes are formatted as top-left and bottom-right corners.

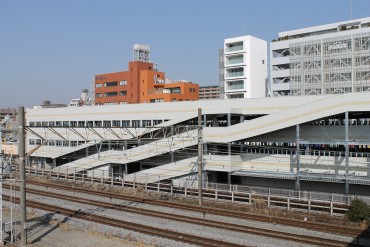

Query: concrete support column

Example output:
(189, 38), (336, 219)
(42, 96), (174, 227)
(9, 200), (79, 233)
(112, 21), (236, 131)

(227, 114), (231, 126)
(240, 115), (245, 123)
(203, 114), (207, 127)
(213, 116), (218, 127)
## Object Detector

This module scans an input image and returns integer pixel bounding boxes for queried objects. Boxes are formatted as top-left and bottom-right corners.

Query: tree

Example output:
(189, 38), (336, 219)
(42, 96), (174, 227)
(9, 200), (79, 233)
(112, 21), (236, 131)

(347, 199), (369, 222)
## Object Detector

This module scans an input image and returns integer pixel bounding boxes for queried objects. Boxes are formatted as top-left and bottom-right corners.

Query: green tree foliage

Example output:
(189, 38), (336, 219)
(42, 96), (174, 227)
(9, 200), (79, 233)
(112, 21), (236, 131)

(347, 199), (369, 222)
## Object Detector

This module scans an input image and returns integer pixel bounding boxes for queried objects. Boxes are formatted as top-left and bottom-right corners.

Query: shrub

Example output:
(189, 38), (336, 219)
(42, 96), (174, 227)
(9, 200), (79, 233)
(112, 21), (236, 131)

(347, 199), (369, 222)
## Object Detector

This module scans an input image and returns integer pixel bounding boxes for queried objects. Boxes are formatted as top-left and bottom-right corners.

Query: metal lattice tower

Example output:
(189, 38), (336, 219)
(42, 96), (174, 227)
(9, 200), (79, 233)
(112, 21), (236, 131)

(133, 44), (150, 62)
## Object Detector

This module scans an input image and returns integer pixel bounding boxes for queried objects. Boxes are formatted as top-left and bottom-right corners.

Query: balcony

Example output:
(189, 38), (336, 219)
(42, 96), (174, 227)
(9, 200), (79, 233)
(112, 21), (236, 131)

(225, 56), (244, 66)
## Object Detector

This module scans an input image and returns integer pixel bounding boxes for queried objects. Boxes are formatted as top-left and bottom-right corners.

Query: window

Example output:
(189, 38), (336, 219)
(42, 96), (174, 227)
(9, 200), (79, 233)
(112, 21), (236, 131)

(70, 121), (77, 127)
(94, 121), (102, 127)
(70, 141), (78, 147)
(36, 122), (41, 126)
(48, 121), (55, 127)
(87, 121), (93, 127)
(78, 121), (85, 127)
(63, 121), (69, 127)
(55, 121), (62, 127)
(153, 120), (163, 125)
(132, 120), (140, 127)
(96, 83), (102, 88)
(112, 120), (120, 127)
(104, 92), (118, 97)
(120, 101), (127, 104)
(29, 139), (35, 145)
(103, 121), (111, 127)
(120, 91), (127, 96)
(63, 141), (69, 147)
(35, 139), (42, 145)
(104, 81), (118, 87)
(42, 121), (48, 126)
(142, 120), (151, 127)
(96, 93), (102, 98)
(48, 140), (55, 146)
(120, 80), (127, 85)
(29, 122), (35, 126)
(122, 120), (130, 127)
(56, 140), (63, 146)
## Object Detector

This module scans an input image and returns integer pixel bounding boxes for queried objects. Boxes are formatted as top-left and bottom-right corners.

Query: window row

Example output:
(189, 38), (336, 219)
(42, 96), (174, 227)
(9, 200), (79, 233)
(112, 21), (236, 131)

(96, 80), (127, 88)
(96, 91), (127, 98)
(29, 119), (170, 128)
(29, 139), (86, 147)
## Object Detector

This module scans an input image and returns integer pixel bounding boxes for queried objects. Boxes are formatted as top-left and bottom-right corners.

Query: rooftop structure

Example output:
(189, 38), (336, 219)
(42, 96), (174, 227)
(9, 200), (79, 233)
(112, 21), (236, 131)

(33, 101), (66, 109)
(270, 17), (370, 96)
(69, 89), (92, 107)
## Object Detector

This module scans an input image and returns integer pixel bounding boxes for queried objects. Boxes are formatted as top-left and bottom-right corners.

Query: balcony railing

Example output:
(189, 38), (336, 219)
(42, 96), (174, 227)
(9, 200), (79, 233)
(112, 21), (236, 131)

(226, 71), (244, 78)
(225, 45), (243, 52)
(226, 84), (244, 90)
(226, 58), (244, 65)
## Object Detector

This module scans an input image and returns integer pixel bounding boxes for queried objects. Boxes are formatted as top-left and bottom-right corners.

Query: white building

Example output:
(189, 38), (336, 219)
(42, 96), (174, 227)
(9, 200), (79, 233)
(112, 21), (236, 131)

(270, 17), (370, 96)
(222, 35), (267, 99)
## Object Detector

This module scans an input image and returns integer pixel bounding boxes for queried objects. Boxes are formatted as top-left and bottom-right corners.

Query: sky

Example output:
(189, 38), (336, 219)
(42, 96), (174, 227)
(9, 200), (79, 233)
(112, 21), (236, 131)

(1, 0), (370, 108)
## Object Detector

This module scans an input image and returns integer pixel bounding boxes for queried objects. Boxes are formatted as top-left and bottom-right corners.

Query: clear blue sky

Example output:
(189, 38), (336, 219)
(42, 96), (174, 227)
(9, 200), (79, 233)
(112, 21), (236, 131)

(1, 0), (369, 108)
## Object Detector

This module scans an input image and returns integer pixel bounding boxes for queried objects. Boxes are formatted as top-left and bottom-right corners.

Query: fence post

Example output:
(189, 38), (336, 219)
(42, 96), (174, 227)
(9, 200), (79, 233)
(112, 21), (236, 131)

(133, 173), (136, 189)
(215, 188), (218, 201)
(185, 186), (187, 197)
(157, 176), (160, 192)
(111, 172), (114, 187)
(91, 170), (94, 184)
(268, 188), (271, 208)
(121, 175), (124, 188)
(145, 174), (148, 191)
(101, 170), (104, 185)
(287, 197), (290, 210)
(330, 194), (334, 215)
(232, 191), (234, 203)
(171, 184), (173, 195)
(74, 167), (76, 182)
(308, 192), (311, 213)
(249, 193), (252, 205)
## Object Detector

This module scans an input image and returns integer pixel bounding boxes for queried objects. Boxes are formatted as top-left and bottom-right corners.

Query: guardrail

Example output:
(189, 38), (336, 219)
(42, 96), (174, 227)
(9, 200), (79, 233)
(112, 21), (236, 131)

(15, 165), (370, 215)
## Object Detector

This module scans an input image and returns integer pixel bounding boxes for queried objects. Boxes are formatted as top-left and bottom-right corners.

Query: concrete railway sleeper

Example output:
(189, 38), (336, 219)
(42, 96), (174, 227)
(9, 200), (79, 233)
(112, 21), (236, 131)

(3, 184), (355, 247)
(2, 195), (247, 247)
(21, 180), (370, 240)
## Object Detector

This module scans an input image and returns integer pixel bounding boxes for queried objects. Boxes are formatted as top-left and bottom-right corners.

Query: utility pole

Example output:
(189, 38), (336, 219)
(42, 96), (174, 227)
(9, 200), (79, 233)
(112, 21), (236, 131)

(18, 107), (27, 246)
(197, 108), (203, 206)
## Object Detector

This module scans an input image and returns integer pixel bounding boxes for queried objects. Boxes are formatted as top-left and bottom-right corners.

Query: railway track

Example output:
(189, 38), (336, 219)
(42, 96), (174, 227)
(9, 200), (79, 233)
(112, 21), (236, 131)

(4, 184), (355, 247)
(25, 179), (370, 239)
(2, 195), (247, 247)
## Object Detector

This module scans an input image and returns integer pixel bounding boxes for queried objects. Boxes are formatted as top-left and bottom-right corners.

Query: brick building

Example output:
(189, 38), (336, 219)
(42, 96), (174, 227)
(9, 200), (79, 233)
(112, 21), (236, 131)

(94, 45), (199, 105)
